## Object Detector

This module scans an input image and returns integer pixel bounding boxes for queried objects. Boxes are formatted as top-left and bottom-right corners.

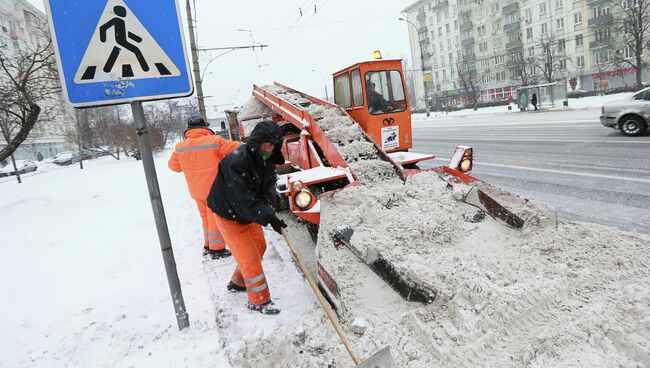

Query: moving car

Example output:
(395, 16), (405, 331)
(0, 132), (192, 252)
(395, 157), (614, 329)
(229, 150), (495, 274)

(600, 87), (650, 136)
(0, 160), (37, 177)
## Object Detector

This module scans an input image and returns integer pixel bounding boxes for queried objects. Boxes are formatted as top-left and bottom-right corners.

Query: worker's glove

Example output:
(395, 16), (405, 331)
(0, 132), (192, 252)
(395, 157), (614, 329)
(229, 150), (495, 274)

(269, 215), (287, 234)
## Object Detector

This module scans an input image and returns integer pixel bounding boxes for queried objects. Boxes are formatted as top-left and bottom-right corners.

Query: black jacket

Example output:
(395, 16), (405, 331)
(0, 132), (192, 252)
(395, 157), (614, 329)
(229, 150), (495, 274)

(207, 121), (284, 225)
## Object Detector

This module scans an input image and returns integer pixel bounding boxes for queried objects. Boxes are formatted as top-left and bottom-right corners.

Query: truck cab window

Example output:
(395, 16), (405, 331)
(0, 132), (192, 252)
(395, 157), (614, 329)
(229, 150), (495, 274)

(365, 70), (407, 115)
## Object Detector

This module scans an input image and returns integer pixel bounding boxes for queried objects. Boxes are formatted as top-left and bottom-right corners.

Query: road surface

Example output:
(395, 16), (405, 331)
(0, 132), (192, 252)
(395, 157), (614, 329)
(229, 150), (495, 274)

(413, 108), (650, 234)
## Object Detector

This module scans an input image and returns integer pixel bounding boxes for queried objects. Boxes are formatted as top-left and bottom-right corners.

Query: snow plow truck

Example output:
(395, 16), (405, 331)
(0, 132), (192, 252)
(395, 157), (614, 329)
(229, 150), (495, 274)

(225, 57), (557, 309)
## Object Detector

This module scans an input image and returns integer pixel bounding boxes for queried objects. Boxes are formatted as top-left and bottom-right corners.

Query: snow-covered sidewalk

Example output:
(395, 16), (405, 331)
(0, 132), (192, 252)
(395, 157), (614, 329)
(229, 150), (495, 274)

(0, 154), (342, 367)
(412, 92), (634, 120)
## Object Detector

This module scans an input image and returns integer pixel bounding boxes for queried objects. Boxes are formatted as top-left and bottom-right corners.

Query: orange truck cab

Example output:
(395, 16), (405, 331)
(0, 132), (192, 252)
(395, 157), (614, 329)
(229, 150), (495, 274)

(332, 59), (433, 166)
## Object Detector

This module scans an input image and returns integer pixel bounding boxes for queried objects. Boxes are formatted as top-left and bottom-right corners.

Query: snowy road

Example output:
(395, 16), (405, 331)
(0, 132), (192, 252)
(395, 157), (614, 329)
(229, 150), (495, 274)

(412, 108), (650, 234)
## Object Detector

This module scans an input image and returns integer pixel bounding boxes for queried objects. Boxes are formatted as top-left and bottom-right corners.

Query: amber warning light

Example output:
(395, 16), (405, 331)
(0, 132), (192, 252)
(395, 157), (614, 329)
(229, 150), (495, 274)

(373, 50), (382, 59)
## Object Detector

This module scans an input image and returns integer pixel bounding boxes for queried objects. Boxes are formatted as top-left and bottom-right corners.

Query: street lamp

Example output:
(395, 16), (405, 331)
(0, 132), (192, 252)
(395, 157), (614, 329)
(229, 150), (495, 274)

(311, 69), (330, 101)
(399, 17), (430, 117)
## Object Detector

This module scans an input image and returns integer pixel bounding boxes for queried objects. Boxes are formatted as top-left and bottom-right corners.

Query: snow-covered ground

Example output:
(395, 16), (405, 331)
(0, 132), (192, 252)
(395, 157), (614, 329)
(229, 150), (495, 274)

(412, 92), (633, 120)
(0, 154), (343, 367)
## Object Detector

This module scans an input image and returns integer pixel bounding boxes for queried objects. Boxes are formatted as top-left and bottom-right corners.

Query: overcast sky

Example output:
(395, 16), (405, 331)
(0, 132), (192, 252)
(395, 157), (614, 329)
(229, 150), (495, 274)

(29, 0), (415, 116)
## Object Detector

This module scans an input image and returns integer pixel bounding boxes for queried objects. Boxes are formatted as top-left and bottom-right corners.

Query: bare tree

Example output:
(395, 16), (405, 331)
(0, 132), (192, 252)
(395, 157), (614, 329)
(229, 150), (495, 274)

(509, 46), (536, 87)
(533, 34), (568, 84)
(0, 28), (60, 162)
(456, 56), (480, 110)
(613, 0), (650, 87)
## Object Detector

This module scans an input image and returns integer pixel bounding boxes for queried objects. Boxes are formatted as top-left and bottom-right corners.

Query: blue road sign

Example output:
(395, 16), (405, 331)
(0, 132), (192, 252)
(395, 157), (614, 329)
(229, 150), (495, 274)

(45, 0), (193, 107)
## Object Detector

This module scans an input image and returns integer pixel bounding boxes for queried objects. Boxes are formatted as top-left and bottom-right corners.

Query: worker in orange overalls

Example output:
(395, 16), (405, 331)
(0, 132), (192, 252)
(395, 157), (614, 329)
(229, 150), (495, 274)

(168, 116), (240, 259)
(207, 121), (286, 315)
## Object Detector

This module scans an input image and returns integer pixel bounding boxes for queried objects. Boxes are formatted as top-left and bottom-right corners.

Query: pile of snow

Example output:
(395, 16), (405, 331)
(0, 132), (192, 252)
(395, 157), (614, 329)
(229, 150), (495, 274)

(317, 168), (650, 367)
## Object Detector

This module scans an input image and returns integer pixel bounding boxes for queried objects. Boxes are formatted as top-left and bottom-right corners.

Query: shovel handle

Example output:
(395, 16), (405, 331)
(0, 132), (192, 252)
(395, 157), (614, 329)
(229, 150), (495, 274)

(281, 228), (361, 364)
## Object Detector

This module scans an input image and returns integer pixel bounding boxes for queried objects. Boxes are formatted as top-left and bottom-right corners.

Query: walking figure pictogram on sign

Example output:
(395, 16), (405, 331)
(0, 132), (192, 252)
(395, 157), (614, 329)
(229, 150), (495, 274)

(74, 0), (182, 84)
(100, 5), (149, 74)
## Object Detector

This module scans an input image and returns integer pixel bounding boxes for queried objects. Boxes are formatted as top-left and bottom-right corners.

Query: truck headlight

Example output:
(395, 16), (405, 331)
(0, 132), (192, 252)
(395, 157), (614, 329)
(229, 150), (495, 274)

(294, 190), (313, 210)
(459, 159), (472, 172)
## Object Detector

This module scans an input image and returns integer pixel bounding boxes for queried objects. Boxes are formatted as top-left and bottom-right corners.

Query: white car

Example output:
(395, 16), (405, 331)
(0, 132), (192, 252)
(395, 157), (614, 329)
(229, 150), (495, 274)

(0, 160), (38, 177)
(600, 87), (650, 136)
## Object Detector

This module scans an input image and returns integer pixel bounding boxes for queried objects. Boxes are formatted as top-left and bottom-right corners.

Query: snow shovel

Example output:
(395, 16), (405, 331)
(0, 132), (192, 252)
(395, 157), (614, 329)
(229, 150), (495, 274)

(281, 228), (396, 368)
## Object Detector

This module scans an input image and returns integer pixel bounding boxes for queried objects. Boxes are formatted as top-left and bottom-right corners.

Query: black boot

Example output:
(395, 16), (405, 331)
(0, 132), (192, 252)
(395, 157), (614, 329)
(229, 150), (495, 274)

(204, 248), (232, 259)
(247, 300), (281, 315)
(226, 281), (246, 293)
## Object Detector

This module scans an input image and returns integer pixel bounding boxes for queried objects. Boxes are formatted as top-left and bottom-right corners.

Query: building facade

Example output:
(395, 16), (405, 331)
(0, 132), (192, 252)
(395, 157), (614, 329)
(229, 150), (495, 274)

(403, 0), (650, 109)
(0, 0), (74, 161)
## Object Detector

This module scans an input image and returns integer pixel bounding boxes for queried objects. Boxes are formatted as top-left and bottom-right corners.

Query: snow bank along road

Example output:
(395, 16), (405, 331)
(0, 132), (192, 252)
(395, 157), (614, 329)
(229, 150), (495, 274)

(413, 108), (650, 234)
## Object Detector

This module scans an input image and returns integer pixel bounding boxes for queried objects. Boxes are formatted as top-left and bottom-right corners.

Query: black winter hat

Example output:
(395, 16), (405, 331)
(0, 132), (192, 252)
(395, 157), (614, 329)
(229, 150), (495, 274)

(187, 116), (208, 128)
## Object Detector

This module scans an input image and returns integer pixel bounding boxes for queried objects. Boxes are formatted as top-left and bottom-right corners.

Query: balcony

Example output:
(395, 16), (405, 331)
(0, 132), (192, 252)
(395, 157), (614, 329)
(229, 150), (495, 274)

(431, 0), (449, 11)
(506, 39), (522, 50)
(416, 10), (426, 23)
(461, 37), (474, 48)
(418, 26), (428, 34)
(588, 13), (613, 27)
(460, 21), (473, 32)
(503, 20), (521, 32)
(419, 37), (430, 45)
(506, 59), (520, 68)
(503, 2), (519, 14)
(586, 0), (608, 4)
(589, 38), (612, 49)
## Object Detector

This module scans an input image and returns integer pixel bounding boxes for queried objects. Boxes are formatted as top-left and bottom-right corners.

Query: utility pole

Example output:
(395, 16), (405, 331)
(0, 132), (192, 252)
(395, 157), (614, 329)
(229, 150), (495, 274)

(400, 18), (430, 117)
(186, 0), (207, 121)
(312, 69), (329, 101)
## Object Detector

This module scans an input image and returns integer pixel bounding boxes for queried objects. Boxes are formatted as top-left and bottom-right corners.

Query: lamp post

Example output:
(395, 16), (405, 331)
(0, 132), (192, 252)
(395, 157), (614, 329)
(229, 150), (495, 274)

(311, 69), (329, 101)
(399, 17), (430, 117)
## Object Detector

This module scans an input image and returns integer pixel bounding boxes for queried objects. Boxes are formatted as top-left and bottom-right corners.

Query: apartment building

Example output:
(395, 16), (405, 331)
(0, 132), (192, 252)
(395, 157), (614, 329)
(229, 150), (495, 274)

(403, 0), (650, 108)
(0, 0), (73, 160)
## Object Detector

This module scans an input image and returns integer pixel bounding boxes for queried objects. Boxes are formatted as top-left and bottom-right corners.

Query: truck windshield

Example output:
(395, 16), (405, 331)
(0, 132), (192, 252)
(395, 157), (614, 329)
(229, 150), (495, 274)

(365, 70), (407, 115)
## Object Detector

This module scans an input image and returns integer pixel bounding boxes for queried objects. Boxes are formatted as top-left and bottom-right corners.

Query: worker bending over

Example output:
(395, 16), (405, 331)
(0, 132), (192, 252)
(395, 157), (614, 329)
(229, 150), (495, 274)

(168, 116), (240, 259)
(207, 121), (287, 315)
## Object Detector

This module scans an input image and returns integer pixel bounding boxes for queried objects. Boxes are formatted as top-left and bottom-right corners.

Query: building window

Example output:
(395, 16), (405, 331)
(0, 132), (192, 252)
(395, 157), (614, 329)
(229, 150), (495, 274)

(559, 60), (567, 70)
(558, 38), (566, 51)
(556, 18), (564, 29)
(479, 41), (488, 53)
(574, 12), (582, 25)
(541, 23), (548, 34)
(496, 71), (506, 81)
(575, 34), (584, 46)
(539, 3), (547, 17)
(576, 55), (585, 68)
(555, 0), (563, 9)
(494, 36), (503, 47)
(477, 25), (486, 37)
(528, 47), (535, 56)
(524, 8), (532, 22)
(526, 27), (533, 39)
(495, 55), (505, 65)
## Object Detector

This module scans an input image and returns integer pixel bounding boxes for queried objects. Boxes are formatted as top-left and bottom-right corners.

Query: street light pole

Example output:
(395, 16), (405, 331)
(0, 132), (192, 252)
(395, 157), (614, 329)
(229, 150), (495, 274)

(311, 69), (329, 101)
(399, 17), (430, 117)
(186, 0), (207, 121)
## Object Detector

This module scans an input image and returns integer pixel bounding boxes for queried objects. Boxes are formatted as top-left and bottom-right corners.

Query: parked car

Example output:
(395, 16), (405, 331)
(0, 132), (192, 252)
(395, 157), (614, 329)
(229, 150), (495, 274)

(0, 160), (37, 177)
(52, 150), (97, 166)
(600, 87), (650, 136)
(52, 151), (77, 165)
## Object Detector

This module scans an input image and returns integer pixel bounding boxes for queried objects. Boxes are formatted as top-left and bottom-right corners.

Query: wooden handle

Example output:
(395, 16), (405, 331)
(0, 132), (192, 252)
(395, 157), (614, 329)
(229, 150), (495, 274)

(281, 228), (361, 364)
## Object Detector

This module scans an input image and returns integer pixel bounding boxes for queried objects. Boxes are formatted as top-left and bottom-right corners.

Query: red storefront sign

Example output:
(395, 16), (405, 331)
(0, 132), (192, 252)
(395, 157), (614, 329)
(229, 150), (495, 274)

(591, 66), (637, 79)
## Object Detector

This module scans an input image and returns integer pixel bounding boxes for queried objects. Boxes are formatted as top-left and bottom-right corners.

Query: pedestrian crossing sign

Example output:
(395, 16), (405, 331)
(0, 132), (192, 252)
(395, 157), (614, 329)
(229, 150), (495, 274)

(45, 0), (193, 107)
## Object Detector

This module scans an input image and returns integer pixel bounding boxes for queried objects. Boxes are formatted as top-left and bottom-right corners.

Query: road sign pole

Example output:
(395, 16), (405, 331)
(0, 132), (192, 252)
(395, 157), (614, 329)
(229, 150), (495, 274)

(131, 101), (190, 331)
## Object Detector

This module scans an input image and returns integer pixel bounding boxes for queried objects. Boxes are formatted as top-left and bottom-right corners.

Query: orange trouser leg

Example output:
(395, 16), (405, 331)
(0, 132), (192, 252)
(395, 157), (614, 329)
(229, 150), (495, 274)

(195, 199), (210, 248)
(214, 214), (270, 305)
(196, 199), (227, 250)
